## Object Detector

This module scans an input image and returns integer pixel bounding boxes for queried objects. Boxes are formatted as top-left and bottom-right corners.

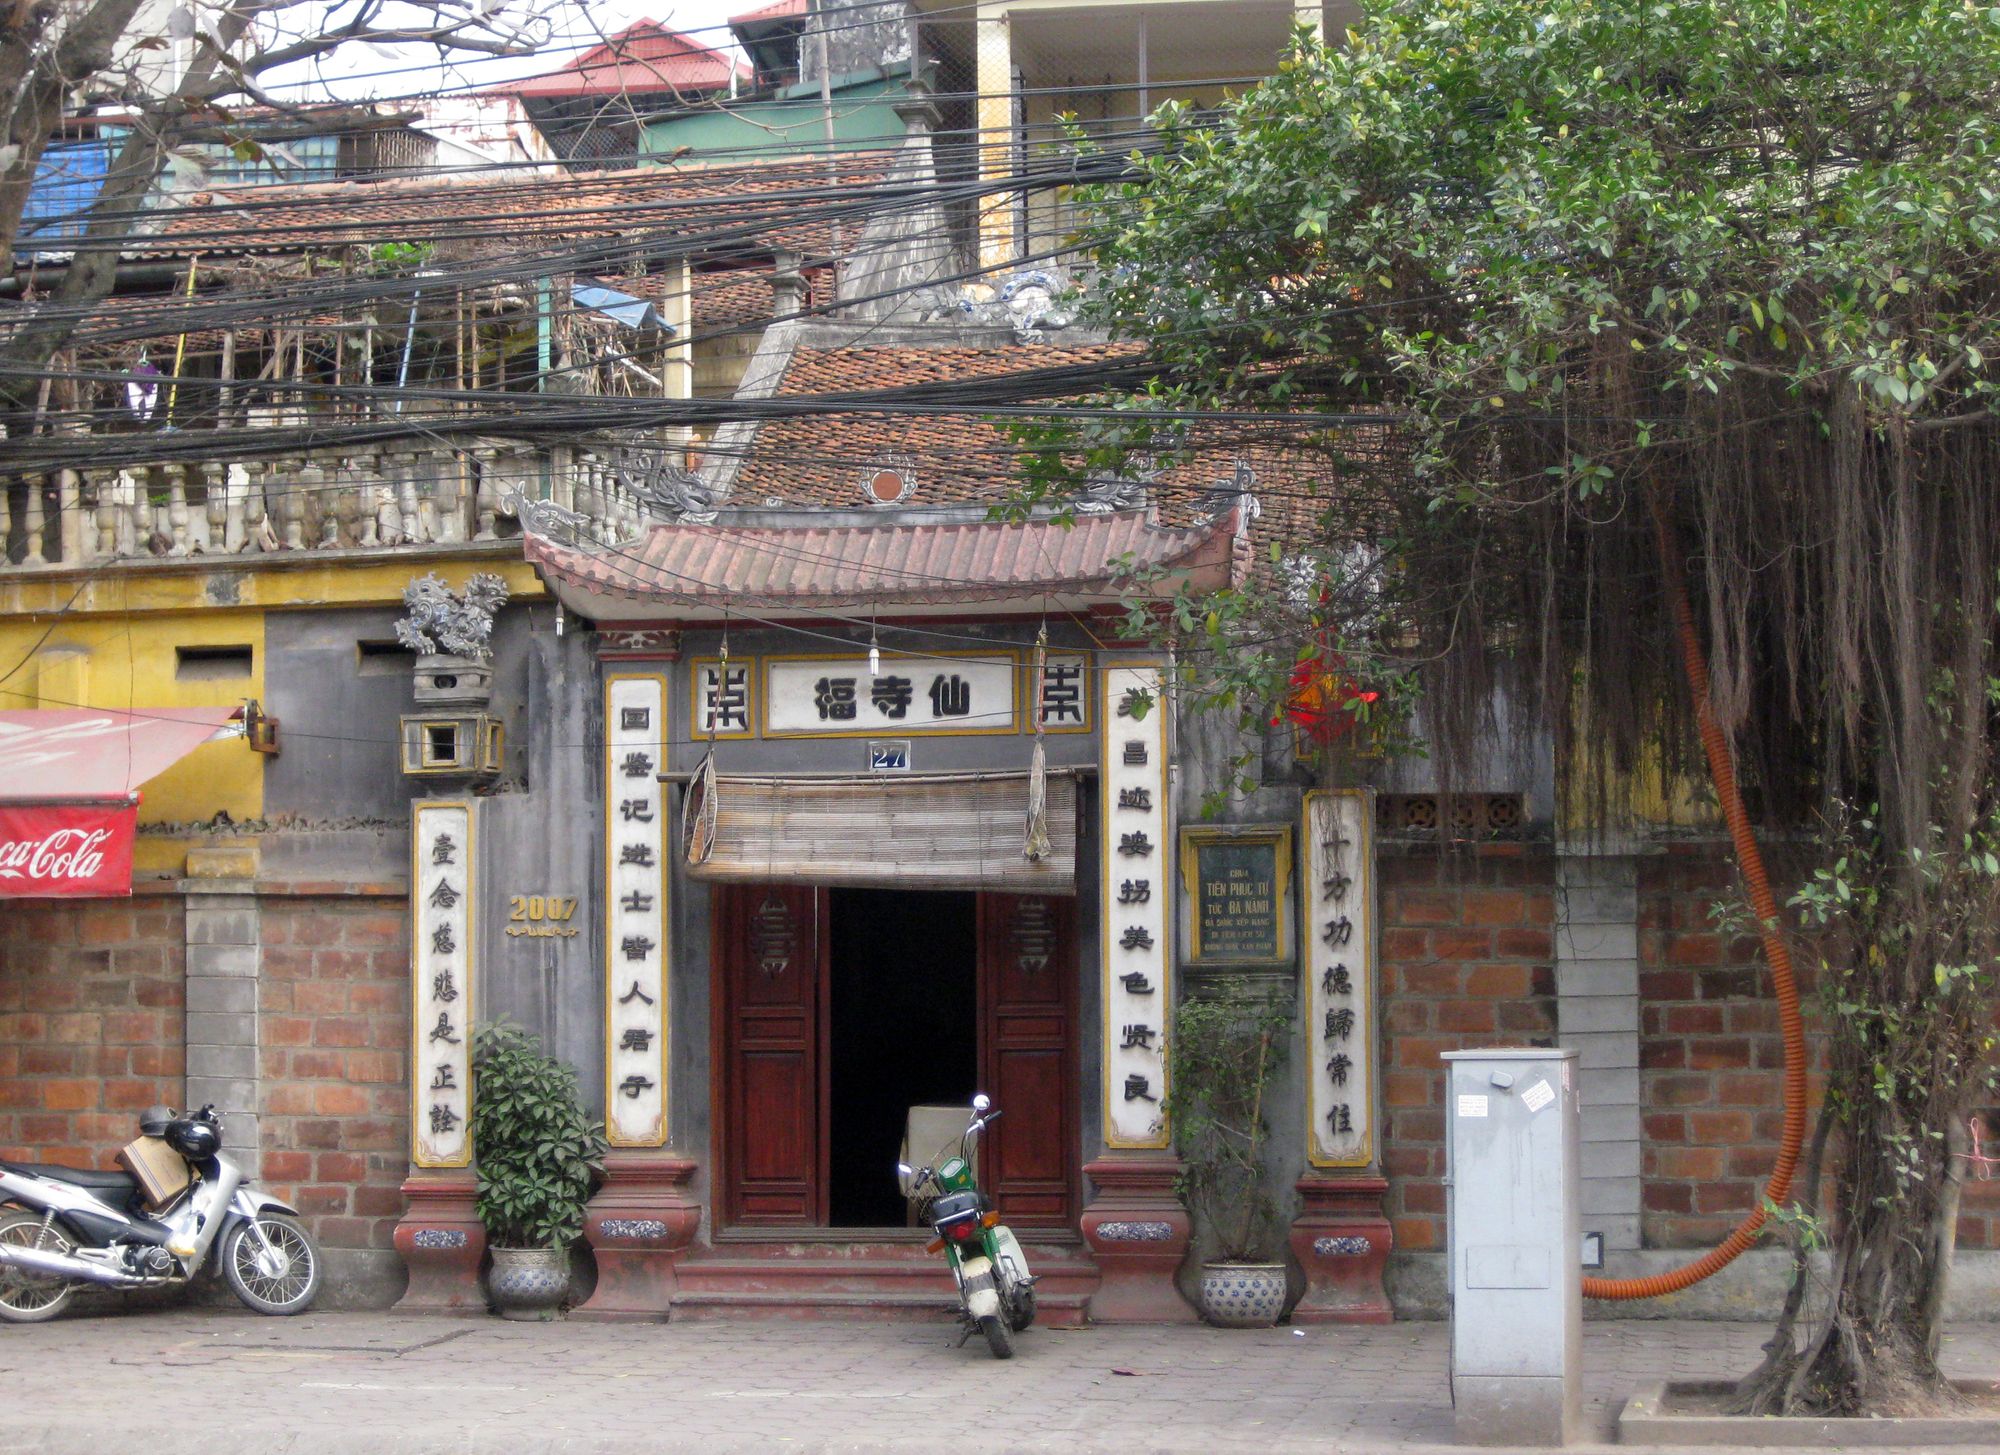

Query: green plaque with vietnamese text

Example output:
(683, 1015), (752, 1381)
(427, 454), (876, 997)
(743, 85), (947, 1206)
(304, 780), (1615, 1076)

(1180, 827), (1293, 965)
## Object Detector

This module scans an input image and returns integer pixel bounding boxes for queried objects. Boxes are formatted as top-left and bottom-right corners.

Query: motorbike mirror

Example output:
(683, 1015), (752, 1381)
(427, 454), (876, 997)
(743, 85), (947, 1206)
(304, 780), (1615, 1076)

(896, 1162), (914, 1179)
(971, 1094), (991, 1113)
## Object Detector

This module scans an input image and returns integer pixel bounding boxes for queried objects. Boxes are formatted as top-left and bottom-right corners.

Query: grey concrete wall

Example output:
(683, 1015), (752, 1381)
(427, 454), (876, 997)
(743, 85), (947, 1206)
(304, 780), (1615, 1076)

(261, 600), (539, 827)
(183, 885), (262, 1176)
(1556, 855), (1642, 1252)
(472, 611), (601, 1097)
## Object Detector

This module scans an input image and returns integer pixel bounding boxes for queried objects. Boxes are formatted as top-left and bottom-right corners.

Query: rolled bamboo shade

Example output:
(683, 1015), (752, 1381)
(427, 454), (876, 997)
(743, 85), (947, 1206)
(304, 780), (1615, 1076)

(686, 772), (1077, 892)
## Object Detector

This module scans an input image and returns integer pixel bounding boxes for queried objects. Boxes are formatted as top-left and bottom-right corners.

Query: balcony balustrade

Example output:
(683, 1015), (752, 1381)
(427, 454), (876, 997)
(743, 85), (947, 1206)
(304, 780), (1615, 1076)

(0, 441), (655, 569)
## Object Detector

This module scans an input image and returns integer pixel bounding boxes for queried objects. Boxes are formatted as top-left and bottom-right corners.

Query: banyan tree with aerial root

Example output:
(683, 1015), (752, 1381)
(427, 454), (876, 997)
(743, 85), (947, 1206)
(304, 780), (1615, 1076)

(1022, 0), (2000, 1415)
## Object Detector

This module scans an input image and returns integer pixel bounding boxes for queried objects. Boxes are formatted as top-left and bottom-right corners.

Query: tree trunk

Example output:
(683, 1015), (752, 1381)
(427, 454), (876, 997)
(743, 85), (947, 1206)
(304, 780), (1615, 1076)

(1742, 1055), (1971, 1416)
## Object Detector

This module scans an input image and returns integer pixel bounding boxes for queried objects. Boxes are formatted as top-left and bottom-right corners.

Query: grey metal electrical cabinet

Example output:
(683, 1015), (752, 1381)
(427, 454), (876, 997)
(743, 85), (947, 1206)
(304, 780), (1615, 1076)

(1442, 1047), (1582, 1446)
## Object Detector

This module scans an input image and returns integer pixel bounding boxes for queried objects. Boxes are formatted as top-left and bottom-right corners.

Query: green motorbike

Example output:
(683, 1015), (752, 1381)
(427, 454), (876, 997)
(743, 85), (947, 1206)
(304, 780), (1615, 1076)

(899, 1094), (1037, 1358)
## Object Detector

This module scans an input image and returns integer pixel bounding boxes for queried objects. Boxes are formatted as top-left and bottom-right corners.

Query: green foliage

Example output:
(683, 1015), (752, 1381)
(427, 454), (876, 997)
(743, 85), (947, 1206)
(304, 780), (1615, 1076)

(470, 1021), (606, 1251)
(1165, 989), (1292, 1261)
(1008, 0), (2000, 798)
(368, 240), (435, 271)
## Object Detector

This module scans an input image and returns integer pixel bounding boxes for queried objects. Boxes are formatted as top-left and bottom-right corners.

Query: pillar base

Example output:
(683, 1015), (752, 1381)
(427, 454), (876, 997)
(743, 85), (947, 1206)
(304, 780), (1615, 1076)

(1287, 1174), (1393, 1324)
(392, 1172), (486, 1312)
(572, 1152), (702, 1322)
(1079, 1154), (1197, 1324)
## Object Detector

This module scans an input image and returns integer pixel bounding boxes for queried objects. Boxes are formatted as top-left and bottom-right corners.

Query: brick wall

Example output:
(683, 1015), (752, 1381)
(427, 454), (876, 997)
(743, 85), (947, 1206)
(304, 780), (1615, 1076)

(1378, 847), (1558, 1253)
(1637, 847), (1998, 1250)
(0, 897), (185, 1168)
(257, 895), (409, 1254)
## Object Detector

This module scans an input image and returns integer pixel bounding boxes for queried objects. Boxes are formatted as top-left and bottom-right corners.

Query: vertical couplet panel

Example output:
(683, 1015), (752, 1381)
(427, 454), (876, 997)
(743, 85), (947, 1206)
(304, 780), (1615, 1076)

(412, 800), (474, 1168)
(1100, 659), (1171, 1150)
(1303, 790), (1378, 1167)
(605, 673), (669, 1146)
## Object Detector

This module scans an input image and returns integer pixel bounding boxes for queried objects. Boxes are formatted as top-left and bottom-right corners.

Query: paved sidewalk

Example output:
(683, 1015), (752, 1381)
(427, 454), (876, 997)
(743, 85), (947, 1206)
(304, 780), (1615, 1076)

(0, 1310), (1994, 1454)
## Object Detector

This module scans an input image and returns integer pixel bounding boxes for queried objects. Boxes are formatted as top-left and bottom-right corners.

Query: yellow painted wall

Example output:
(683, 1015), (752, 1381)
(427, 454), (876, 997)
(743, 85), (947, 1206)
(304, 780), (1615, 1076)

(0, 607), (265, 868)
(0, 551), (545, 873)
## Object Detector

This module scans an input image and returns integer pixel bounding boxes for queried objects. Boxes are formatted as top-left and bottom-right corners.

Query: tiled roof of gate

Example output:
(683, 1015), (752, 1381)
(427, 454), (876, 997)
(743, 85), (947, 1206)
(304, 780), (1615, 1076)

(128, 155), (887, 260)
(525, 507), (1245, 608)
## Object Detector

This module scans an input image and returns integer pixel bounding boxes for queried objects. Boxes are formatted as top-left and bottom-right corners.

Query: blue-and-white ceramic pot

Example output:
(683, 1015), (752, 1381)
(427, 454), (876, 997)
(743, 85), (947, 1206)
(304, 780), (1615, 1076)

(486, 1246), (570, 1320)
(1198, 1261), (1287, 1328)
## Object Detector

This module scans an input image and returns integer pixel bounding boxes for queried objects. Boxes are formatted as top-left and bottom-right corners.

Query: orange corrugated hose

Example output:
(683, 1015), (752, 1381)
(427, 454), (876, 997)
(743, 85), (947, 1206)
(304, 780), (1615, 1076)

(1577, 503), (1811, 1300)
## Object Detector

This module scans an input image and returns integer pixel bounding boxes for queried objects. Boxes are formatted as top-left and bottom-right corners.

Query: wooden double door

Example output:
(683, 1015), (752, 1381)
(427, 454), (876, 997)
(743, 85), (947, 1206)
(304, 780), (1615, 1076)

(713, 885), (1078, 1231)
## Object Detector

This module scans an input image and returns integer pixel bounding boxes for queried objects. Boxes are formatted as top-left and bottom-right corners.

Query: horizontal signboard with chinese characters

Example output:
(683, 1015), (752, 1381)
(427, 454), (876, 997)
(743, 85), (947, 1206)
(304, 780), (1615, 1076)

(0, 803), (136, 897)
(724, 652), (1091, 738)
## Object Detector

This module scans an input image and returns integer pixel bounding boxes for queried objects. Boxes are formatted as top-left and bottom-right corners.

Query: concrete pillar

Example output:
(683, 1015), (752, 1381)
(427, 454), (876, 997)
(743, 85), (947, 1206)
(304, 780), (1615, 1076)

(182, 882), (262, 1178)
(1555, 855), (1641, 1253)
(975, 3), (1016, 271)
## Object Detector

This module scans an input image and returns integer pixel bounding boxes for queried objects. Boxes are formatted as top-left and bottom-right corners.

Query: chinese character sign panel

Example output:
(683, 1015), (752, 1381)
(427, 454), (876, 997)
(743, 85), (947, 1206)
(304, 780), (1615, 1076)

(1101, 661), (1170, 1149)
(1304, 790), (1376, 1168)
(605, 674), (668, 1146)
(412, 801), (473, 1168)
(691, 658), (754, 740)
(764, 653), (1019, 736)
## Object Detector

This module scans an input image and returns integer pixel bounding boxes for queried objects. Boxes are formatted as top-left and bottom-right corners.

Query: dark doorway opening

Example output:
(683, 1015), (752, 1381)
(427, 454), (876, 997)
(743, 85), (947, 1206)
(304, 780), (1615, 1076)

(827, 888), (978, 1227)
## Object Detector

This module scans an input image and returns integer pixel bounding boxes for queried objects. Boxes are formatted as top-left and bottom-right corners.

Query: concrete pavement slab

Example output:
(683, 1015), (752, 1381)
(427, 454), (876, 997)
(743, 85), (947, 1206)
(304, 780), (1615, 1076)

(0, 1311), (1993, 1454)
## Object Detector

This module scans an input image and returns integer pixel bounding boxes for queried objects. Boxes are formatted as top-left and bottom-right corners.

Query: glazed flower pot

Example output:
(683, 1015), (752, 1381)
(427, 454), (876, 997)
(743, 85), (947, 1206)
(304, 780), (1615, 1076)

(1197, 1261), (1287, 1328)
(486, 1246), (571, 1320)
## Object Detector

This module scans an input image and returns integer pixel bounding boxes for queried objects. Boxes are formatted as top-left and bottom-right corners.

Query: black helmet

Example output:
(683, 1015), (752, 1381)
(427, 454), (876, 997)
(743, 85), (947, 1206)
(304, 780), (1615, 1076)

(165, 1116), (220, 1160)
(139, 1105), (174, 1137)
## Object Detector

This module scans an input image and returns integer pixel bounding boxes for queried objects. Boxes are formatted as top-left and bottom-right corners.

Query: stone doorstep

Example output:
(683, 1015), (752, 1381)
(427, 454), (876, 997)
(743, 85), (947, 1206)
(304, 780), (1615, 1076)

(1618, 1380), (2000, 1448)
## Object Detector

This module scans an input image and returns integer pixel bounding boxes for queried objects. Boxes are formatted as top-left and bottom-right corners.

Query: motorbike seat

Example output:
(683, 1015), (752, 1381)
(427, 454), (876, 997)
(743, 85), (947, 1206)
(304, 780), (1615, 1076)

(0, 1159), (137, 1193)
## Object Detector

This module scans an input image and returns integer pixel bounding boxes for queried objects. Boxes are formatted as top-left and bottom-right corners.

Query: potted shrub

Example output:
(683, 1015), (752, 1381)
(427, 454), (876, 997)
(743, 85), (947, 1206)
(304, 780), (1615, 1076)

(470, 1021), (606, 1320)
(1165, 988), (1293, 1327)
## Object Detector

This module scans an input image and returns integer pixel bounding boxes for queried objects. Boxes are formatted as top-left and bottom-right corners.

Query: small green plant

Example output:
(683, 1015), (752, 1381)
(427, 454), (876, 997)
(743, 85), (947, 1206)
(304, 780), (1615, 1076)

(470, 1021), (606, 1250)
(1165, 988), (1292, 1262)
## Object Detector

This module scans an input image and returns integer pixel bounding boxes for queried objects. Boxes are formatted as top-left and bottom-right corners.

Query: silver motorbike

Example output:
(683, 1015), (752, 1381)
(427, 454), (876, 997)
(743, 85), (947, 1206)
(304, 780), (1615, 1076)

(0, 1104), (322, 1322)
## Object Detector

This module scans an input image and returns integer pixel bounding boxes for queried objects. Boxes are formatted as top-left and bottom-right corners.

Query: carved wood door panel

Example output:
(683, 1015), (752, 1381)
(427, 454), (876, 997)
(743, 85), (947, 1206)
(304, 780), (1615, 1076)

(976, 893), (1079, 1229)
(716, 884), (827, 1225)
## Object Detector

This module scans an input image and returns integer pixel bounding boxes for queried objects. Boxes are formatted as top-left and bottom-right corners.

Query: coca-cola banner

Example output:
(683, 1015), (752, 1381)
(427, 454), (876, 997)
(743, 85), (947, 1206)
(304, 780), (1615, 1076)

(0, 804), (137, 897)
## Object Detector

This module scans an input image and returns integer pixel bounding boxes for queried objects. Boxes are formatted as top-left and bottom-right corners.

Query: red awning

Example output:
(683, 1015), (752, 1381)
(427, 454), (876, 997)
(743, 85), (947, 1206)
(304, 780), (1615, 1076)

(0, 707), (241, 805)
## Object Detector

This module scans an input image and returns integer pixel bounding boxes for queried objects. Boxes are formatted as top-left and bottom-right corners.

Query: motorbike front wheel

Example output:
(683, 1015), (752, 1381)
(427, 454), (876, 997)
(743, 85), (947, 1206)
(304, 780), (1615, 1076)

(979, 1312), (1015, 1359)
(221, 1213), (323, 1315)
(0, 1209), (78, 1323)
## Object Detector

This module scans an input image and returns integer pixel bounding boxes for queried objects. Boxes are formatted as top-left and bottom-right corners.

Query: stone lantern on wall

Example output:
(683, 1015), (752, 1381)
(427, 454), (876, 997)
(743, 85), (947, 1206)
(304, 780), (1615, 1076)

(395, 572), (509, 780)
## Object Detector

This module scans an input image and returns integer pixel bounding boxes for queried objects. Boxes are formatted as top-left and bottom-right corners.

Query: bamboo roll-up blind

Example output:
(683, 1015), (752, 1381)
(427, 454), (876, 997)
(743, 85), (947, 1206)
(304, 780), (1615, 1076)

(687, 773), (1077, 892)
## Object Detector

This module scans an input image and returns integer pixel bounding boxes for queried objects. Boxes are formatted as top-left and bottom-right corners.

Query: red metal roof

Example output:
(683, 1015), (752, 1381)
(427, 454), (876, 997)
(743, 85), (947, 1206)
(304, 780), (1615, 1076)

(526, 508), (1244, 611)
(490, 20), (750, 100)
(731, 0), (808, 25)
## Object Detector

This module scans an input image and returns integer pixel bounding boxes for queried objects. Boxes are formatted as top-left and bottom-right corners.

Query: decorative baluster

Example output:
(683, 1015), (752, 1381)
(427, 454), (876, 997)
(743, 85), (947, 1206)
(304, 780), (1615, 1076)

(242, 460), (272, 552)
(283, 463), (312, 550)
(355, 453), (381, 548)
(551, 446), (575, 514)
(58, 468), (82, 564)
(126, 468), (150, 554)
(398, 454), (423, 544)
(196, 465), (222, 553)
(21, 473), (47, 565)
(164, 462), (189, 556)
(326, 465), (356, 549)
(472, 454), (499, 541)
(223, 463), (247, 551)
(91, 470), (117, 560)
